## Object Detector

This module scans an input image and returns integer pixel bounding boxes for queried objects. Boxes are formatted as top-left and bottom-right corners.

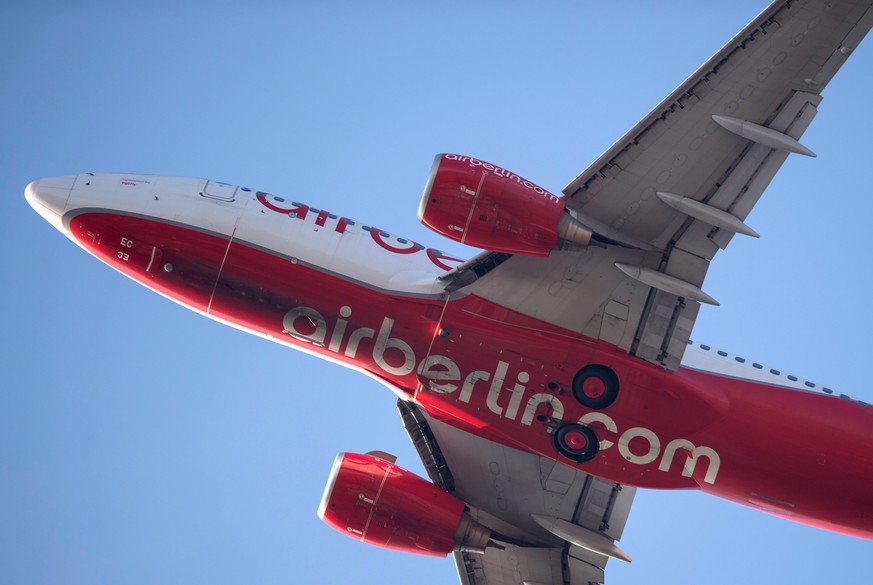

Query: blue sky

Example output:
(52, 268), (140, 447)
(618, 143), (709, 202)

(2, 2), (872, 584)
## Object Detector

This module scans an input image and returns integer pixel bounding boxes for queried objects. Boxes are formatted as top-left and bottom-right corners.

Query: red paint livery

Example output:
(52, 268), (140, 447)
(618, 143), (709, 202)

(66, 209), (873, 540)
(419, 154), (568, 256)
(318, 452), (468, 556)
(24, 7), (873, 578)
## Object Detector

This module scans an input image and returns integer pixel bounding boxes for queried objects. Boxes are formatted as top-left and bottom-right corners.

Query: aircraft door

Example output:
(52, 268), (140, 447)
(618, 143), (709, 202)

(201, 180), (238, 202)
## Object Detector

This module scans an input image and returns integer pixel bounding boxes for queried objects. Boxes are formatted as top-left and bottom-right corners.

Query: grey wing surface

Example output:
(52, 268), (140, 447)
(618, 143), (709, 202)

(443, 0), (873, 371)
(399, 401), (635, 585)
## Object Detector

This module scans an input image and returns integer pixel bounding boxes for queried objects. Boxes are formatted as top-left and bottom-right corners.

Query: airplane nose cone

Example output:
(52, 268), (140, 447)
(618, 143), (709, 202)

(25, 175), (76, 230)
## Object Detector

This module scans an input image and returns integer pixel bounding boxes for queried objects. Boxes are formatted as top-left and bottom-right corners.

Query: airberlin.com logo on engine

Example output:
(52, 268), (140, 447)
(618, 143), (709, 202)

(443, 154), (560, 201)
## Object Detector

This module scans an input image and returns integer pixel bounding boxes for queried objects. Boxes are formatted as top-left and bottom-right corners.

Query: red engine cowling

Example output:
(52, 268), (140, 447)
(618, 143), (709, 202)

(317, 452), (488, 557)
(418, 153), (592, 256)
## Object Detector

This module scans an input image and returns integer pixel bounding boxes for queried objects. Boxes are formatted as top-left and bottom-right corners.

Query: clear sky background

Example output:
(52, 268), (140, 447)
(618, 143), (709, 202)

(2, 1), (872, 584)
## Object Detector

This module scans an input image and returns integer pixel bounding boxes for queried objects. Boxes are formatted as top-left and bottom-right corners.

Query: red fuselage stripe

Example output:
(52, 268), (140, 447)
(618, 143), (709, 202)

(68, 211), (873, 539)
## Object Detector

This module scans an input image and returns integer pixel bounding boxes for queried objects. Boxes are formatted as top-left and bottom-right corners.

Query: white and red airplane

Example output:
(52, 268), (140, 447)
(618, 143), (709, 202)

(25, 1), (873, 583)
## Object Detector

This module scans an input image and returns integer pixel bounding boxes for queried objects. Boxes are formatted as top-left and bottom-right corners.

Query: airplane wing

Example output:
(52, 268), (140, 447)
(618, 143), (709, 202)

(399, 401), (636, 585)
(409, 2), (873, 584)
(442, 0), (873, 371)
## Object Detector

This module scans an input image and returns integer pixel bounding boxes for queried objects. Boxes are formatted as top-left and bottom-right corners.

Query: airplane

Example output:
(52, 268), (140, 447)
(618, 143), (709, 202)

(24, 0), (873, 583)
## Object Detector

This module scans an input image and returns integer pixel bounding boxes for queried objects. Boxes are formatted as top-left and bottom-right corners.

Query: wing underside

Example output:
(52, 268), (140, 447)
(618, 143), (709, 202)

(443, 0), (873, 371)
(400, 401), (635, 585)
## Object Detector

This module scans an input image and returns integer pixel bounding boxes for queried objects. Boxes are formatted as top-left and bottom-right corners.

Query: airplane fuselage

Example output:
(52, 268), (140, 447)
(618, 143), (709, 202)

(28, 173), (873, 540)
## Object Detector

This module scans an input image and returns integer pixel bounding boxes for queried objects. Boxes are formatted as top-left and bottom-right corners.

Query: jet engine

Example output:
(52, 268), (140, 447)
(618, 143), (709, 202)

(317, 451), (490, 556)
(418, 153), (592, 256)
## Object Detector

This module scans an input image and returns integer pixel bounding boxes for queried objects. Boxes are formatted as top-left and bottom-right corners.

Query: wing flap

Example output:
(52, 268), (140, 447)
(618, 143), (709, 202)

(454, 547), (568, 585)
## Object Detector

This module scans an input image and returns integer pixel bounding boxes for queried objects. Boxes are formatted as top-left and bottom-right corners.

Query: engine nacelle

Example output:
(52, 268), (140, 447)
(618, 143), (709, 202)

(418, 153), (592, 256)
(317, 452), (489, 557)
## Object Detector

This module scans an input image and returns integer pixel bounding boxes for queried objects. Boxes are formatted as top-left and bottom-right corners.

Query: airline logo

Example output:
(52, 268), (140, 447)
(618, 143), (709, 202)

(442, 154), (562, 203)
(255, 192), (463, 270)
(283, 303), (721, 485)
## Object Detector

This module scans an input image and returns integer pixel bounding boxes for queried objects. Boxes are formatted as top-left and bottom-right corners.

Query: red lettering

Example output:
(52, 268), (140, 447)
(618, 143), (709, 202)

(426, 248), (464, 271)
(256, 194), (458, 268)
(370, 230), (421, 254)
(256, 192), (309, 218)
(335, 217), (351, 234)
